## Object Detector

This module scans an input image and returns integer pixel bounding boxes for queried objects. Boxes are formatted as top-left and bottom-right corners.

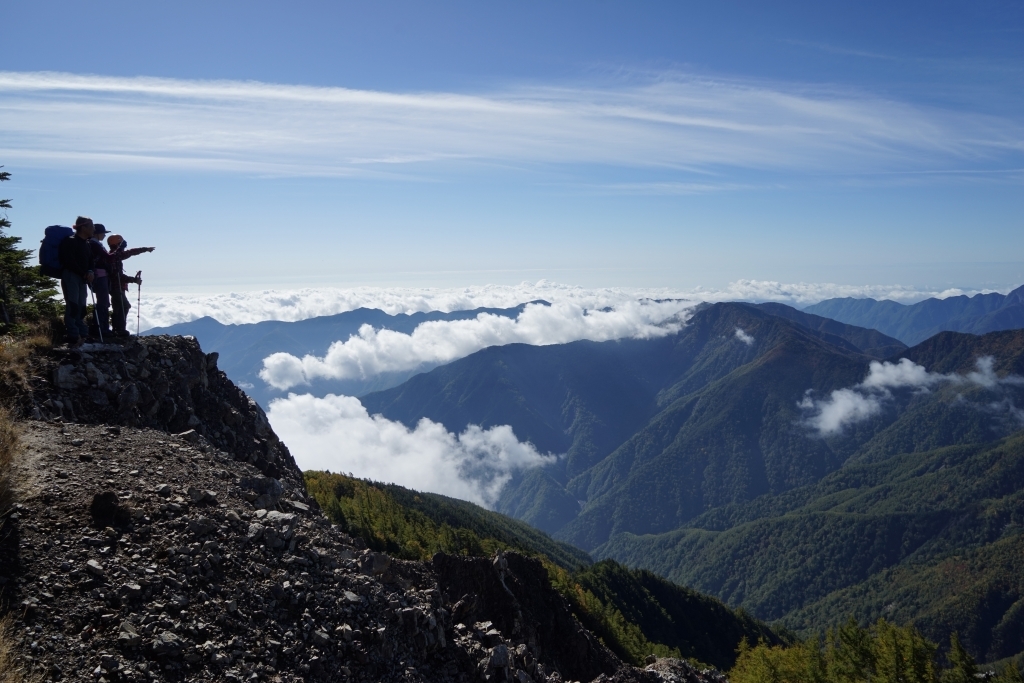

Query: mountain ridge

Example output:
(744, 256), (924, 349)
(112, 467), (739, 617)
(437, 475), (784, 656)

(358, 307), (1024, 662)
(145, 302), (548, 407)
(303, 470), (783, 670)
(361, 302), (906, 540)
(804, 284), (1024, 345)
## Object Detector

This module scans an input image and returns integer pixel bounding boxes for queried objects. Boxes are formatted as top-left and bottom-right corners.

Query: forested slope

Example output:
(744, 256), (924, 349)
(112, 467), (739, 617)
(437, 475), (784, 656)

(304, 471), (782, 670)
(598, 428), (1024, 662)
(361, 308), (1024, 663)
(363, 302), (900, 539)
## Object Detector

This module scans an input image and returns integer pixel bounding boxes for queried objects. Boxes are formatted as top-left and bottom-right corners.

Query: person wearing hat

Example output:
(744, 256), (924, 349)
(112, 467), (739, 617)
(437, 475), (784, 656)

(57, 216), (96, 347)
(105, 233), (155, 337)
(86, 223), (115, 338)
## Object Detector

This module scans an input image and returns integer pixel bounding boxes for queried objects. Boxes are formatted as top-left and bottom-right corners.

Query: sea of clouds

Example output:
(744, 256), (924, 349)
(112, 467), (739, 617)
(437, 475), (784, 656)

(138, 279), (1000, 330)
(799, 356), (1024, 435)
(149, 279), (1006, 505)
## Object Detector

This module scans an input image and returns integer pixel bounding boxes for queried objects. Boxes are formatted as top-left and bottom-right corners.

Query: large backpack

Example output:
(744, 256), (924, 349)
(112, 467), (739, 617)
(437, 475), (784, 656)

(39, 225), (73, 277)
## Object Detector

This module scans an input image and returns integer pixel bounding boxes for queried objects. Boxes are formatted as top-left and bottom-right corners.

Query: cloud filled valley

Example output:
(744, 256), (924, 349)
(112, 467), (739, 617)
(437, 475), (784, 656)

(134, 279), (1024, 518)
(136, 280), (1008, 331)
(260, 297), (689, 500)
(267, 393), (556, 507)
(799, 356), (1024, 435)
(259, 299), (689, 390)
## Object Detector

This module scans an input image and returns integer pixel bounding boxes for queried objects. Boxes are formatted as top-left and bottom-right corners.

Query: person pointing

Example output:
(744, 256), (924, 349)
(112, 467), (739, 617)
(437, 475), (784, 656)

(105, 233), (155, 337)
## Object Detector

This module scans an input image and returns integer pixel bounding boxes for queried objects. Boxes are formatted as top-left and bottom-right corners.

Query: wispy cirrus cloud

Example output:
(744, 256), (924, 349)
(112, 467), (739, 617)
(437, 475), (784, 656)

(1, 70), (1021, 184)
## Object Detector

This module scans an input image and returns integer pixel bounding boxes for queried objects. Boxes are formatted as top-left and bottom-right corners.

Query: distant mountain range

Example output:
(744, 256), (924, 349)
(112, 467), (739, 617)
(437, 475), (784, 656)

(145, 284), (1024, 411)
(361, 302), (911, 540)
(145, 302), (543, 407)
(149, 290), (1024, 660)
(360, 303), (1024, 660)
(804, 284), (1024, 346)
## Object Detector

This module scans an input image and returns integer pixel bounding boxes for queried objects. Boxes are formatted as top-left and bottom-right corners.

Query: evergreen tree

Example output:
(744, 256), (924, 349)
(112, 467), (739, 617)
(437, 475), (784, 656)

(994, 662), (1024, 683)
(826, 618), (876, 683)
(943, 633), (977, 683)
(872, 620), (937, 683)
(0, 168), (60, 335)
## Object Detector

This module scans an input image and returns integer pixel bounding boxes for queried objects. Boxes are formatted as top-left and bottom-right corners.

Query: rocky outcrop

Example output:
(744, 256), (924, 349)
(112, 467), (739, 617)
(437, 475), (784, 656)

(434, 553), (621, 683)
(0, 336), (707, 683)
(15, 336), (297, 483)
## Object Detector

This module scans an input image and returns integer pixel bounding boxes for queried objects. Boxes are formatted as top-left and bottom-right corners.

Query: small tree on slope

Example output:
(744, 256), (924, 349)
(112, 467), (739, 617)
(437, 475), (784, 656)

(0, 167), (60, 335)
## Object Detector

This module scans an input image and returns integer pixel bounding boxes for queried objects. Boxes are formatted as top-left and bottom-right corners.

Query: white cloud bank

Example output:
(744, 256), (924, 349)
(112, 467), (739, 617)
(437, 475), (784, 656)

(136, 280), (1008, 331)
(260, 299), (689, 390)
(0, 70), (1019, 181)
(267, 393), (555, 507)
(799, 356), (1024, 434)
(735, 327), (755, 346)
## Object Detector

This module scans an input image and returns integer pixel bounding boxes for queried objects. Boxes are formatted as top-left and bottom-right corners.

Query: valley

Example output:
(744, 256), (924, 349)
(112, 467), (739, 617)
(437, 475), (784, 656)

(356, 302), (1024, 662)
(69, 287), (1024, 669)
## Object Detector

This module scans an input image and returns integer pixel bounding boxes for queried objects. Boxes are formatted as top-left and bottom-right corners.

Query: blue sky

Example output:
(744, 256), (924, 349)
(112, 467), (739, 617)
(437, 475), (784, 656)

(3, 1), (1023, 295)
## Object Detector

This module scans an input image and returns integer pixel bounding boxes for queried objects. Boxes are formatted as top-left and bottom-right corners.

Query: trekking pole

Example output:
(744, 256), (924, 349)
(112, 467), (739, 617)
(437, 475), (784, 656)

(90, 287), (104, 344)
(136, 270), (142, 336)
(113, 270), (122, 335)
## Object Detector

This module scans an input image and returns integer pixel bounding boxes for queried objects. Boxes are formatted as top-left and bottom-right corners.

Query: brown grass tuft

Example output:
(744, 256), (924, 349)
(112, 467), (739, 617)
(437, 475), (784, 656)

(0, 325), (50, 402)
(0, 404), (15, 516)
(0, 615), (37, 683)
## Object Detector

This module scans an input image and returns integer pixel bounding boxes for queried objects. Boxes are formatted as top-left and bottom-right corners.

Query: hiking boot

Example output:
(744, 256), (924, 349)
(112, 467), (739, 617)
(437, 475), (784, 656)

(68, 338), (84, 349)
(114, 330), (132, 338)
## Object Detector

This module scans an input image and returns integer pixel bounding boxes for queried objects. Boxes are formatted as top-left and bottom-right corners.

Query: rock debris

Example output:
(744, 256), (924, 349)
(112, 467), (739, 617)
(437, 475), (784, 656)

(1, 336), (724, 683)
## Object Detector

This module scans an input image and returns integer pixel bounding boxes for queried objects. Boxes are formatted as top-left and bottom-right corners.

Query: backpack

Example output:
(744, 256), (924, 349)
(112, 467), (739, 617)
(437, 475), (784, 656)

(39, 225), (73, 277)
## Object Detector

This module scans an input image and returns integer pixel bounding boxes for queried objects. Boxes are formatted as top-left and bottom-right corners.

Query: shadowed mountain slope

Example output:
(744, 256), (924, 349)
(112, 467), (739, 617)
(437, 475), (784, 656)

(753, 302), (907, 358)
(361, 307), (1024, 663)
(592, 329), (1024, 662)
(597, 430), (1024, 663)
(361, 302), (900, 538)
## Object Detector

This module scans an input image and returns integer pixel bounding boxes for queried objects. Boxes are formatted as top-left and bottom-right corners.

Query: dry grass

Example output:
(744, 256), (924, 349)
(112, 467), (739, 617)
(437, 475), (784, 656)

(0, 337), (32, 395)
(0, 419), (33, 683)
(0, 327), (50, 401)
(0, 326), (50, 513)
(0, 335), (31, 514)
(0, 336), (45, 683)
(0, 615), (37, 683)
(0, 405), (15, 516)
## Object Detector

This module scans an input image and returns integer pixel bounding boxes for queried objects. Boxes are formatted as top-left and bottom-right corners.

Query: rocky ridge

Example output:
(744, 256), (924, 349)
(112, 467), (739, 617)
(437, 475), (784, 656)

(1, 336), (725, 683)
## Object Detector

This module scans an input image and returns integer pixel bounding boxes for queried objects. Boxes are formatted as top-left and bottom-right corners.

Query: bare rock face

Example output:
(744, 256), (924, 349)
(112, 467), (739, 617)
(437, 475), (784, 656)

(0, 335), (676, 683)
(19, 335), (298, 484)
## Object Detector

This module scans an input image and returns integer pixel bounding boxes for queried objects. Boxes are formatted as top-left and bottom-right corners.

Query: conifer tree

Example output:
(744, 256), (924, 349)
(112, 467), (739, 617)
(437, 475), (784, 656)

(943, 633), (977, 683)
(0, 168), (60, 335)
(826, 618), (876, 683)
(994, 661), (1024, 683)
